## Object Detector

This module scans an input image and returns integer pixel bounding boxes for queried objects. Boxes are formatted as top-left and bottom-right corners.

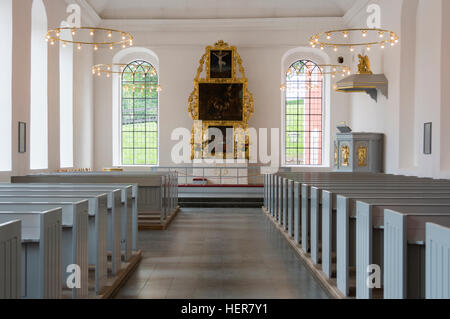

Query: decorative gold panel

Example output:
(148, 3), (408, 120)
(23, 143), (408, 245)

(341, 145), (350, 167)
(188, 40), (254, 160)
(334, 143), (338, 167)
(357, 146), (368, 167)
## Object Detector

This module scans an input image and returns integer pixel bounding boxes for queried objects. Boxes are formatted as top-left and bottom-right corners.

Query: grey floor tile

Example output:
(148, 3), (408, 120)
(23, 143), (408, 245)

(115, 208), (329, 299)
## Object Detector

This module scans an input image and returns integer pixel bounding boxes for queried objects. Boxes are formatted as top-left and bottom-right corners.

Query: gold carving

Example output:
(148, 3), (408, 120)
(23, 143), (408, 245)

(357, 146), (368, 167)
(357, 54), (373, 75)
(334, 144), (338, 167)
(188, 40), (254, 160)
(341, 145), (350, 167)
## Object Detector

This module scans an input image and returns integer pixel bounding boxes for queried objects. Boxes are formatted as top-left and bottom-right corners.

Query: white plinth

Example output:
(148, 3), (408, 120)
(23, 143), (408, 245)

(192, 159), (248, 185)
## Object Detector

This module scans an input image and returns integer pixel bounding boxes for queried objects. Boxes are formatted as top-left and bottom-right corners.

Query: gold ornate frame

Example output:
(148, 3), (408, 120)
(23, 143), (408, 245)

(188, 41), (254, 160)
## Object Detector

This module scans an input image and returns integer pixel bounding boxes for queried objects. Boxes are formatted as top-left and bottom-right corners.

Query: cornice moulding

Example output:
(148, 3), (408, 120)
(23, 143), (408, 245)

(100, 17), (347, 32)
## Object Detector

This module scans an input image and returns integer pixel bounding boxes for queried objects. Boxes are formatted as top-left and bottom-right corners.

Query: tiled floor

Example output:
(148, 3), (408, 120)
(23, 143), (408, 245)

(116, 208), (329, 299)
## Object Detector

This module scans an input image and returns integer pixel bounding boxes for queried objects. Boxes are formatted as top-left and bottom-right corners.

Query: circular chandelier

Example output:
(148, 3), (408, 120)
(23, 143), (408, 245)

(92, 63), (157, 77)
(46, 27), (133, 50)
(123, 84), (162, 93)
(309, 28), (399, 51)
(286, 64), (351, 77)
(280, 63), (350, 91)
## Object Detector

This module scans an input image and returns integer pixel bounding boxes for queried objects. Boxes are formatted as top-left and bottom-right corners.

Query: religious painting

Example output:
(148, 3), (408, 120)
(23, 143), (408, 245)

(210, 50), (232, 79)
(198, 83), (243, 121)
(205, 126), (234, 158)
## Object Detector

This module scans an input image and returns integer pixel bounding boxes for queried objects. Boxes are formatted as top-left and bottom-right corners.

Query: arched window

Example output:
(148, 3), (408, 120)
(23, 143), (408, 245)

(284, 59), (323, 166)
(59, 22), (74, 168)
(121, 61), (159, 165)
(0, 0), (12, 171)
(30, 0), (48, 169)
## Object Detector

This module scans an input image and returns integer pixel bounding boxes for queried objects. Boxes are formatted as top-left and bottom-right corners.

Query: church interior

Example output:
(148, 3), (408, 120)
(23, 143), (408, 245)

(0, 0), (450, 302)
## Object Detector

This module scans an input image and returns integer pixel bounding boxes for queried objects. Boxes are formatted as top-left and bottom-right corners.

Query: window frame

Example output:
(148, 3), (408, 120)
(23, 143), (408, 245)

(282, 59), (325, 167)
(119, 60), (160, 166)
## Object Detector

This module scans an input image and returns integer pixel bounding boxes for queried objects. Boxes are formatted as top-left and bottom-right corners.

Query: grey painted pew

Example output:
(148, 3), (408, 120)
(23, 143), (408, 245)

(0, 184), (124, 274)
(0, 183), (134, 260)
(0, 192), (108, 294)
(335, 194), (450, 297)
(383, 209), (450, 299)
(12, 172), (177, 226)
(356, 201), (450, 299)
(319, 187), (450, 285)
(425, 222), (450, 299)
(0, 201), (88, 299)
(268, 174), (450, 257)
(0, 219), (21, 299)
(0, 209), (62, 299)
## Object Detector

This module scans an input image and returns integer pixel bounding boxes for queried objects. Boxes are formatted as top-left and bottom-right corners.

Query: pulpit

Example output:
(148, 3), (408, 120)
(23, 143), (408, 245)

(334, 132), (384, 173)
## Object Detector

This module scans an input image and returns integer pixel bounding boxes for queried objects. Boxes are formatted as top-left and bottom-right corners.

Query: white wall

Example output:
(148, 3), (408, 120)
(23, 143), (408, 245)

(93, 18), (350, 170)
(347, 0), (449, 178)
(0, 0), (95, 182)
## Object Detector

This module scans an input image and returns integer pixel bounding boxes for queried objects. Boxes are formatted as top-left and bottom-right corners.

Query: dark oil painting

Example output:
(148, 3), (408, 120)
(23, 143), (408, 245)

(210, 50), (232, 78)
(206, 126), (234, 157)
(198, 83), (243, 121)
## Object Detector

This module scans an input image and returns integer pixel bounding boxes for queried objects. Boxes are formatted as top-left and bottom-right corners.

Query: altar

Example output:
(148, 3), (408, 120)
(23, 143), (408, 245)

(188, 40), (254, 165)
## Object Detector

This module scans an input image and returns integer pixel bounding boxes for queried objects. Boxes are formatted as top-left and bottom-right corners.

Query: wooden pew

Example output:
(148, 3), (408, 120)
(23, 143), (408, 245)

(0, 219), (21, 299)
(319, 187), (450, 287)
(264, 173), (450, 295)
(383, 209), (450, 299)
(11, 172), (178, 230)
(0, 201), (88, 298)
(0, 184), (125, 273)
(0, 191), (108, 294)
(356, 201), (450, 299)
(425, 222), (450, 299)
(274, 174), (450, 258)
(0, 209), (62, 299)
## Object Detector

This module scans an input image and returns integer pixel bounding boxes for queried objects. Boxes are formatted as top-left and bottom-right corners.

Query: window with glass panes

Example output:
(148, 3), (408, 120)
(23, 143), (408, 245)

(284, 60), (323, 166)
(121, 60), (158, 165)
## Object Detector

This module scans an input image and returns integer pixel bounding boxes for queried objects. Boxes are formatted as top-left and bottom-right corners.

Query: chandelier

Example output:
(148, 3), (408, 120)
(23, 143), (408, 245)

(309, 28), (399, 52)
(280, 63), (351, 91)
(92, 63), (157, 77)
(92, 62), (162, 92)
(46, 27), (133, 50)
(122, 84), (162, 93)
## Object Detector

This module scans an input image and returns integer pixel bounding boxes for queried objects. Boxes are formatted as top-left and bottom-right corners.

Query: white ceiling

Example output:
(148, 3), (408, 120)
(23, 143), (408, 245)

(85, 0), (359, 20)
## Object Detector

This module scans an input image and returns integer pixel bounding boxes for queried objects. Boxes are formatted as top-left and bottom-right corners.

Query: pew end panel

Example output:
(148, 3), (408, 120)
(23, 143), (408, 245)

(426, 223), (450, 299)
(0, 219), (21, 299)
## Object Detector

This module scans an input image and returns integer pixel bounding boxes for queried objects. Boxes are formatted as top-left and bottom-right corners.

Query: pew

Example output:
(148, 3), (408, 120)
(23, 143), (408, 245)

(356, 200), (450, 299)
(263, 172), (450, 299)
(319, 187), (450, 295)
(425, 222), (450, 299)
(383, 209), (450, 299)
(0, 219), (21, 299)
(11, 172), (178, 228)
(0, 184), (126, 274)
(0, 184), (134, 262)
(0, 192), (108, 294)
(0, 201), (89, 298)
(0, 209), (62, 299)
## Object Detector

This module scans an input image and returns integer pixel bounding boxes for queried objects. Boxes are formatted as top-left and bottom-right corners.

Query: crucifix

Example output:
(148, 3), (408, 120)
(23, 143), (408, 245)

(213, 51), (229, 73)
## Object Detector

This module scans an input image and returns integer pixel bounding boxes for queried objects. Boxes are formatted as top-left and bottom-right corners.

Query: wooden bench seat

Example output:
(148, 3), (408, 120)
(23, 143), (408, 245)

(0, 209), (62, 299)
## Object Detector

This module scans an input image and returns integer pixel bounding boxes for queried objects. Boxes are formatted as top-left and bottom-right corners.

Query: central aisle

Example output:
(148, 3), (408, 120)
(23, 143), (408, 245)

(117, 208), (329, 299)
